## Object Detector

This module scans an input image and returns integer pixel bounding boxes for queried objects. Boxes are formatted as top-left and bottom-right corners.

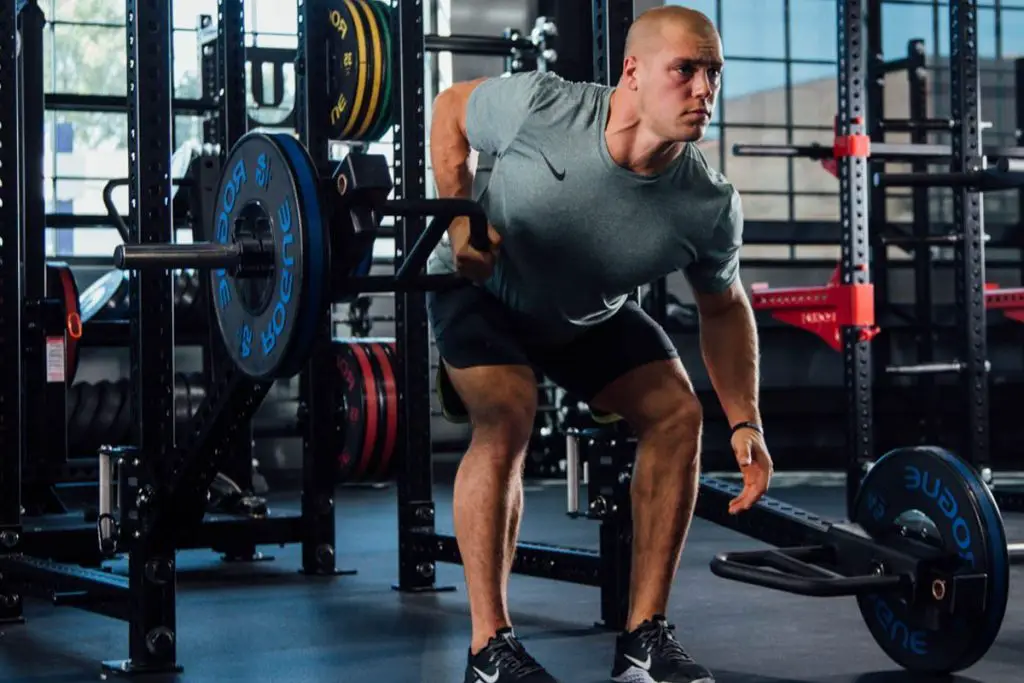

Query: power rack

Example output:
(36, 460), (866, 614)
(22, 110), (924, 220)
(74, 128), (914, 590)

(0, 1), (349, 674)
(737, 0), (1024, 516)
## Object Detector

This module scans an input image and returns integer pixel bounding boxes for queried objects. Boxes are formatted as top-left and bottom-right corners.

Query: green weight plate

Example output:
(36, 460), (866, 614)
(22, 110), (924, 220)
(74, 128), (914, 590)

(852, 445), (1009, 674)
(365, 0), (393, 142)
(327, 0), (372, 141)
(351, 0), (385, 141)
(209, 132), (329, 379)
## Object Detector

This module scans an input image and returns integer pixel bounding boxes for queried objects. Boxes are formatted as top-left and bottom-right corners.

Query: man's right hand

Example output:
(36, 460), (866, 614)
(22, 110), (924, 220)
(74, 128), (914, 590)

(450, 216), (502, 283)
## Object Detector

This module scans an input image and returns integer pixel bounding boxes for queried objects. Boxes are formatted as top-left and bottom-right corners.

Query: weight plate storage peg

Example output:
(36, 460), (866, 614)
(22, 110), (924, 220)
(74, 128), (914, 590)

(210, 132), (329, 379)
(851, 445), (1010, 673)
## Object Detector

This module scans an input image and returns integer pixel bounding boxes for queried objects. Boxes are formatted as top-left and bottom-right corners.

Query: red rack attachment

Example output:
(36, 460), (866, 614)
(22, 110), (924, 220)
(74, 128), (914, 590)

(984, 284), (1024, 323)
(750, 266), (879, 352)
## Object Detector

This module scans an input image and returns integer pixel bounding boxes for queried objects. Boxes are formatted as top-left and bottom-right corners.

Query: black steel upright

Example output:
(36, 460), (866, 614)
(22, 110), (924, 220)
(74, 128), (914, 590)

(19, 2), (43, 302)
(0, 0), (23, 624)
(837, 0), (875, 514)
(905, 39), (938, 441)
(295, 0), (345, 576)
(949, 0), (989, 474)
(201, 0), (258, 541)
(109, 0), (180, 673)
(592, 0), (632, 86)
(392, 0), (443, 593)
(865, 0), (889, 375)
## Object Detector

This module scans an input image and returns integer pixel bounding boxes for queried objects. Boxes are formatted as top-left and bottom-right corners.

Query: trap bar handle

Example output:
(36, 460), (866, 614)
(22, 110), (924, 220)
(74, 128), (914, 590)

(710, 546), (908, 597)
(384, 198), (491, 281)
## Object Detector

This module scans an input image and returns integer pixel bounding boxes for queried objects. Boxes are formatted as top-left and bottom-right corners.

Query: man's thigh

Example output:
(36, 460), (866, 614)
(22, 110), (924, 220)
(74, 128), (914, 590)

(427, 286), (540, 423)
(531, 300), (686, 427)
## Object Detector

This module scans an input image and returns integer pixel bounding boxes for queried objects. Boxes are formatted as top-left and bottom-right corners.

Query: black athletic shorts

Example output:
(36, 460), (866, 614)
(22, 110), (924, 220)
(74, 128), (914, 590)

(427, 284), (679, 404)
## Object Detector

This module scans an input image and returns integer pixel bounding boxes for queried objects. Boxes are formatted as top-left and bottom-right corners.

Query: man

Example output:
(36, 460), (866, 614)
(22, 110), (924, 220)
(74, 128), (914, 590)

(426, 6), (773, 683)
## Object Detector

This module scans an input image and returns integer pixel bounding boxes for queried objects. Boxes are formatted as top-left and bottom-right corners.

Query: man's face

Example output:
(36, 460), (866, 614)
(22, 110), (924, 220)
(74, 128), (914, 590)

(635, 27), (723, 142)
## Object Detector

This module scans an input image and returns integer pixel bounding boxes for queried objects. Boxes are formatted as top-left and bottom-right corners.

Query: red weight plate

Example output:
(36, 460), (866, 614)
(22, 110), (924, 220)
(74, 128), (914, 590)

(335, 343), (368, 481)
(45, 263), (83, 384)
(347, 342), (380, 481)
(368, 340), (397, 480)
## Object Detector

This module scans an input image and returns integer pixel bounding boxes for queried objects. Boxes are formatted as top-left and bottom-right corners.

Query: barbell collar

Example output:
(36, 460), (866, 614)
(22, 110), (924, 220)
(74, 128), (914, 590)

(114, 242), (243, 271)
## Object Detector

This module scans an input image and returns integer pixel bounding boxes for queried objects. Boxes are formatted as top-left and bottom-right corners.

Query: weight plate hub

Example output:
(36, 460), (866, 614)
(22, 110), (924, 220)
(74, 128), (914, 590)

(210, 132), (328, 379)
(852, 445), (1009, 674)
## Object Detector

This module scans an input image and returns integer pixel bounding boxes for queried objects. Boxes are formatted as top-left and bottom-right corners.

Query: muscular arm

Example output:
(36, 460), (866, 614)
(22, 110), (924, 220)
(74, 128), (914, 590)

(429, 78), (487, 200)
(693, 279), (761, 428)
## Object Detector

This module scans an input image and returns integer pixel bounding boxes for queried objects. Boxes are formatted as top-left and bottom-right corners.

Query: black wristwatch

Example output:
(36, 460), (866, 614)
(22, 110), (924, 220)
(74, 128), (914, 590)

(730, 420), (763, 436)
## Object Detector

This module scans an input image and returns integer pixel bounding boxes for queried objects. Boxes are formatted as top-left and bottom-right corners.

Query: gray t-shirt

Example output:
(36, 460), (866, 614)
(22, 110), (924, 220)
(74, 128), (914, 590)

(427, 71), (743, 344)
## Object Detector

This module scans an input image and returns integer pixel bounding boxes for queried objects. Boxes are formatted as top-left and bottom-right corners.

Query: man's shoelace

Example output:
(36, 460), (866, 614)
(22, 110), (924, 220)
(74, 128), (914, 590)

(637, 623), (695, 666)
(489, 641), (544, 677)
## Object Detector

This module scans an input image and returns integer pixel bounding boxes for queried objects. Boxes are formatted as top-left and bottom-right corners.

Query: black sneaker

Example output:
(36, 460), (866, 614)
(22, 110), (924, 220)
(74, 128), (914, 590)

(611, 616), (714, 683)
(464, 628), (559, 683)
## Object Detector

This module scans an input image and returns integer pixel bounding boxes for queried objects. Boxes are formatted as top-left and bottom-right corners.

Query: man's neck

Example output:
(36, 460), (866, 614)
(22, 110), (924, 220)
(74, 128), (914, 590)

(604, 87), (686, 176)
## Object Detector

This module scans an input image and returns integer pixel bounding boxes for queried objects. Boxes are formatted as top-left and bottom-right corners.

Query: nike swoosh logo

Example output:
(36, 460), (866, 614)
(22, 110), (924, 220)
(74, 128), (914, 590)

(539, 151), (566, 181)
(624, 653), (652, 670)
(474, 667), (500, 683)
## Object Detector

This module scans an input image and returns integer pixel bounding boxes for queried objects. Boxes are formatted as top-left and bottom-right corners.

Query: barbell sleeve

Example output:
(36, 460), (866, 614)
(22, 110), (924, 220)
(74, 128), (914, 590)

(874, 168), (1024, 192)
(997, 157), (1024, 173)
(113, 242), (243, 270)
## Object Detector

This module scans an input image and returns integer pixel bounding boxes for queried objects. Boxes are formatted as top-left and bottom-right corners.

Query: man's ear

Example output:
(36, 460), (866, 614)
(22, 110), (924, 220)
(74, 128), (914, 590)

(622, 56), (640, 89)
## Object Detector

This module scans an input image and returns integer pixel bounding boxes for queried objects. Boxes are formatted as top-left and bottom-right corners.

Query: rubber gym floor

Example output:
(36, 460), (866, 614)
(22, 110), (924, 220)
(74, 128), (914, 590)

(1, 479), (1022, 683)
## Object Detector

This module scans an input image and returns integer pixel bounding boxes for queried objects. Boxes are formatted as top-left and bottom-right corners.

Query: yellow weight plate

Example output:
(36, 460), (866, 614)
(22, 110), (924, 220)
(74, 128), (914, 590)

(327, 0), (370, 140)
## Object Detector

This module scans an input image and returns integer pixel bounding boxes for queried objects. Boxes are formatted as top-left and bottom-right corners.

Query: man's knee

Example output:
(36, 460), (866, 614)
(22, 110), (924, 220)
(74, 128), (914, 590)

(645, 393), (703, 443)
(471, 399), (537, 456)
(446, 364), (538, 459)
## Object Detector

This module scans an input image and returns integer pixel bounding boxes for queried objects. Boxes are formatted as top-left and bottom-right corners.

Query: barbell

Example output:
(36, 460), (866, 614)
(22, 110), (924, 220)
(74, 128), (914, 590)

(112, 131), (487, 379)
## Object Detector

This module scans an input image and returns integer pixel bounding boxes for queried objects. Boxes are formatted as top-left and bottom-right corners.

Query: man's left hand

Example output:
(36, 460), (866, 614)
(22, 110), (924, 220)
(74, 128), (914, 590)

(727, 427), (773, 515)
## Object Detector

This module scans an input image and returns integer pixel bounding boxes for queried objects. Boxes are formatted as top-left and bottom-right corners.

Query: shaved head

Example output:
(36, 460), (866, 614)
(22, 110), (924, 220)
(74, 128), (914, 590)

(624, 6), (719, 60)
(613, 5), (724, 146)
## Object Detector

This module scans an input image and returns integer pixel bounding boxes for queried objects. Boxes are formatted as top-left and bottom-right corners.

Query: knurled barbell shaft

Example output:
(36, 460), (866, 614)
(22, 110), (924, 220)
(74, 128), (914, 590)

(114, 242), (242, 271)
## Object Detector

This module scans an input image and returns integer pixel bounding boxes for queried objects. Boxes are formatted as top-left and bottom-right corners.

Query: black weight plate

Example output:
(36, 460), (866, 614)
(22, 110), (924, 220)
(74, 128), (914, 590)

(851, 445), (1009, 674)
(364, 0), (393, 142)
(174, 372), (194, 423)
(327, 0), (372, 141)
(79, 270), (127, 324)
(69, 382), (100, 450)
(210, 132), (329, 379)
(92, 379), (126, 448)
(81, 380), (111, 450)
(111, 379), (134, 444)
(335, 341), (368, 482)
(351, 0), (385, 140)
(66, 381), (80, 426)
